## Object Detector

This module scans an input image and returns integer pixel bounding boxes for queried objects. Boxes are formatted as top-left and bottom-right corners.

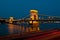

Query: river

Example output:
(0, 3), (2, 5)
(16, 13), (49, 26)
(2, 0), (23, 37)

(0, 23), (60, 36)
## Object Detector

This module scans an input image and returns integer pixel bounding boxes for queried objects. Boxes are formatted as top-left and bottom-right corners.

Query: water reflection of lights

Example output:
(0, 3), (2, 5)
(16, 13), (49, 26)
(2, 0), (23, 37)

(8, 24), (21, 34)
(7, 23), (40, 34)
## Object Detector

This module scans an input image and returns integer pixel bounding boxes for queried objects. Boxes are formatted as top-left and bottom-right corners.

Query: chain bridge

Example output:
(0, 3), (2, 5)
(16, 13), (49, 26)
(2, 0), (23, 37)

(0, 10), (60, 24)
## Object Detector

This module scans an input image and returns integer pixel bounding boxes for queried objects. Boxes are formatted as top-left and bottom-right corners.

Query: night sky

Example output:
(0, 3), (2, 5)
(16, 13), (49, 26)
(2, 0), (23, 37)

(0, 0), (60, 18)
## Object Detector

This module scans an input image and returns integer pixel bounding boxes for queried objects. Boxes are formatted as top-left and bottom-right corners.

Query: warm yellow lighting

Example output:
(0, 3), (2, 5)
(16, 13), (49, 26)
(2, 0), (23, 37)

(8, 24), (14, 34)
(29, 10), (40, 32)
(29, 21), (33, 24)
(10, 17), (13, 19)
(9, 17), (14, 24)
(30, 10), (39, 24)
(30, 10), (38, 13)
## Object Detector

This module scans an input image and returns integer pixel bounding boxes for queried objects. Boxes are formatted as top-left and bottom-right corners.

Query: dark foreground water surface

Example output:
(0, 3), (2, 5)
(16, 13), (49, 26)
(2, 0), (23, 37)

(0, 23), (60, 36)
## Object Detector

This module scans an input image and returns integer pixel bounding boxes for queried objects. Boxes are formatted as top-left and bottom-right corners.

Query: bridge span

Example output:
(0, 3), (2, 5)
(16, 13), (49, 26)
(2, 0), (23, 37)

(0, 10), (60, 24)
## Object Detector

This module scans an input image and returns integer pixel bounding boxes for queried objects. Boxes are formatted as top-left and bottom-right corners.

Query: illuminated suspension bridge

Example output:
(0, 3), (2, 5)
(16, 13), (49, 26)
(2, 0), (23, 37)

(0, 10), (60, 24)
(0, 10), (60, 40)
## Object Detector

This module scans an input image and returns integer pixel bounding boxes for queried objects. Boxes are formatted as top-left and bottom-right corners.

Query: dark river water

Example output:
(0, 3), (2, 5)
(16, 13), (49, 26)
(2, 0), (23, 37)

(0, 23), (60, 36)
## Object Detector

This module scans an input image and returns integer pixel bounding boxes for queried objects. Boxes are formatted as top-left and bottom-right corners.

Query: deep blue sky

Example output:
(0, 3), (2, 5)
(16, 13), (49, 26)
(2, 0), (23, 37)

(0, 0), (60, 18)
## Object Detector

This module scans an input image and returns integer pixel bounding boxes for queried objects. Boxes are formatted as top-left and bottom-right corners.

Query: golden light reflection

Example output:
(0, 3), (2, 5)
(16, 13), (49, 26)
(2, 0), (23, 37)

(7, 23), (40, 34)
(8, 24), (27, 33)
(8, 24), (15, 34)
(8, 24), (22, 34)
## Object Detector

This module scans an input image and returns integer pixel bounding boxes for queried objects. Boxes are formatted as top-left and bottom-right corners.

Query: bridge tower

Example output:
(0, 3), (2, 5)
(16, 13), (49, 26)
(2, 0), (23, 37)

(29, 10), (40, 32)
(9, 17), (14, 24)
(30, 10), (39, 24)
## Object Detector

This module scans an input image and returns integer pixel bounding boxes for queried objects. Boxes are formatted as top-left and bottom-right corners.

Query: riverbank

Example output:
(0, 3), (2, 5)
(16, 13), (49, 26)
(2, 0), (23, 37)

(0, 29), (60, 40)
